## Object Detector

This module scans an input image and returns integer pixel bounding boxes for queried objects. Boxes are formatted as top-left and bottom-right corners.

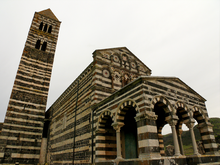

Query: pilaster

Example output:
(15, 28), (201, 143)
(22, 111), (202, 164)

(135, 111), (161, 159)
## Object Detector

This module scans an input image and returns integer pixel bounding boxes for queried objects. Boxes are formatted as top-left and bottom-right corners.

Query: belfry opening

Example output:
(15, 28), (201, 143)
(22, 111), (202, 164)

(154, 101), (170, 156)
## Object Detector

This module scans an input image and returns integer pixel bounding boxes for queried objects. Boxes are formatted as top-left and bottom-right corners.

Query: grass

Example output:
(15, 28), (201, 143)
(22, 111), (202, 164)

(183, 145), (194, 155)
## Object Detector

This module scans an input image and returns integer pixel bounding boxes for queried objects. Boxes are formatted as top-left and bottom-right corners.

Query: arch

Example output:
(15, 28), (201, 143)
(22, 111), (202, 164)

(43, 24), (48, 32)
(192, 106), (207, 124)
(174, 101), (191, 124)
(39, 22), (43, 30)
(95, 110), (116, 161)
(152, 95), (174, 156)
(48, 25), (52, 33)
(115, 98), (139, 123)
(114, 98), (139, 159)
(41, 42), (47, 51)
(174, 101), (188, 111)
(96, 110), (113, 132)
(151, 95), (173, 113)
(174, 101), (191, 155)
(35, 39), (41, 49)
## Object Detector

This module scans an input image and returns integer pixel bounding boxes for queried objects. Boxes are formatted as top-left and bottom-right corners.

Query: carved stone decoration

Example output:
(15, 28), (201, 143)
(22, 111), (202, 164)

(186, 119), (195, 129)
(167, 118), (178, 127)
(103, 53), (110, 59)
(139, 66), (144, 72)
(131, 62), (136, 69)
(145, 111), (158, 120)
(134, 112), (145, 122)
(122, 54), (128, 61)
(135, 111), (158, 122)
(114, 71), (121, 83)
(103, 69), (110, 78)
(111, 122), (124, 132)
(113, 55), (120, 62)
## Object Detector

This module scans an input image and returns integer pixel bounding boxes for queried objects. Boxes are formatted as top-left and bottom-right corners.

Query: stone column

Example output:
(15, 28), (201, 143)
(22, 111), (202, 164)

(177, 129), (185, 155)
(168, 119), (181, 156)
(39, 138), (47, 164)
(112, 122), (124, 161)
(186, 121), (200, 155)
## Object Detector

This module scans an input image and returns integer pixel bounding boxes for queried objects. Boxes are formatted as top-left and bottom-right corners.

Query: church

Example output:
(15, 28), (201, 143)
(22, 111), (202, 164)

(0, 9), (219, 165)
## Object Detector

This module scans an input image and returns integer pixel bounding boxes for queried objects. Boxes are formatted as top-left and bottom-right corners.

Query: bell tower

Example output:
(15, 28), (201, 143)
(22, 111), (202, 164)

(0, 9), (61, 164)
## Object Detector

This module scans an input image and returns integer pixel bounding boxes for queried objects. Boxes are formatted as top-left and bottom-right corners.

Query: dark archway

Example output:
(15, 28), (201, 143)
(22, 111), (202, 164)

(39, 22), (43, 30)
(176, 107), (188, 155)
(154, 102), (170, 156)
(95, 112), (116, 161)
(48, 25), (52, 33)
(41, 42), (47, 51)
(43, 24), (48, 32)
(121, 107), (138, 159)
(35, 39), (41, 49)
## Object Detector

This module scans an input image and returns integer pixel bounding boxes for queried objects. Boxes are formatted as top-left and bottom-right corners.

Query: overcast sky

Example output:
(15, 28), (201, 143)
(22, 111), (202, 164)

(0, 0), (219, 134)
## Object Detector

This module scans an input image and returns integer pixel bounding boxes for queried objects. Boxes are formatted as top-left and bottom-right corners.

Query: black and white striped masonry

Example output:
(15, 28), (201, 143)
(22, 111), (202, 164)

(0, 9), (61, 165)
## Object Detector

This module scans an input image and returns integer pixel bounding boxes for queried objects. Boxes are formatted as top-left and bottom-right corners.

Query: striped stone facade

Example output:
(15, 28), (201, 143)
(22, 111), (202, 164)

(44, 47), (151, 165)
(45, 47), (219, 165)
(92, 76), (219, 163)
(0, 9), (219, 165)
(0, 9), (60, 165)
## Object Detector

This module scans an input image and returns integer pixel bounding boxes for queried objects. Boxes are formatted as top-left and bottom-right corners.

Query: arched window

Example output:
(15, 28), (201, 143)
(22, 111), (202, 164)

(48, 25), (52, 33)
(39, 22), (43, 30)
(35, 40), (41, 49)
(43, 24), (48, 32)
(41, 42), (47, 51)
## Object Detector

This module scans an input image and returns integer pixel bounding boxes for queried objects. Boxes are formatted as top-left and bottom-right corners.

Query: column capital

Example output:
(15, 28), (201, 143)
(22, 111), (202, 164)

(135, 111), (158, 122)
(166, 115), (178, 127)
(185, 118), (196, 129)
(111, 122), (124, 132)
(168, 120), (177, 127)
(186, 121), (195, 129)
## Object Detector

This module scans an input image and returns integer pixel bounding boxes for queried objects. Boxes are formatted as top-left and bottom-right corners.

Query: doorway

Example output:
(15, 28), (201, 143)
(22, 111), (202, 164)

(121, 107), (138, 159)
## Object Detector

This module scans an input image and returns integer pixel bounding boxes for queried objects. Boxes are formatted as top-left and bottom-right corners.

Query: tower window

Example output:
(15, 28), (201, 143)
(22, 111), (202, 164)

(48, 25), (52, 33)
(43, 24), (48, 32)
(35, 40), (41, 49)
(39, 22), (43, 30)
(41, 42), (47, 51)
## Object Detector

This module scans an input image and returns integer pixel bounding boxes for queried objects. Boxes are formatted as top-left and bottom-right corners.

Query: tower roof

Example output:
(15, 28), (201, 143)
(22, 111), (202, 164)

(37, 8), (60, 21)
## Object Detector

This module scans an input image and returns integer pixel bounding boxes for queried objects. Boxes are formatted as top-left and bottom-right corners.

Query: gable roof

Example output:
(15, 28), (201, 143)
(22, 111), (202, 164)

(93, 47), (152, 75)
(141, 76), (206, 101)
(37, 8), (60, 22)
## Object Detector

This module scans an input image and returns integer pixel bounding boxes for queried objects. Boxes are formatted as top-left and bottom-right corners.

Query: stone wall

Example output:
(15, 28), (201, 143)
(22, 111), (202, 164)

(46, 63), (94, 165)
(92, 76), (218, 161)
(0, 9), (60, 165)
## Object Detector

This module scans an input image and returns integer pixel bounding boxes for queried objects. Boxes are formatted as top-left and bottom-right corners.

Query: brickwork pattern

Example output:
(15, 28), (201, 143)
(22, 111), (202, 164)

(0, 9), (60, 165)
(92, 76), (219, 161)
(0, 8), (218, 164)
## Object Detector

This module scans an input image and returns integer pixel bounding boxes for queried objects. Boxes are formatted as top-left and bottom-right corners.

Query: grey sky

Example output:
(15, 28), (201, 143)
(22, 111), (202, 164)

(0, 0), (219, 134)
